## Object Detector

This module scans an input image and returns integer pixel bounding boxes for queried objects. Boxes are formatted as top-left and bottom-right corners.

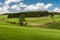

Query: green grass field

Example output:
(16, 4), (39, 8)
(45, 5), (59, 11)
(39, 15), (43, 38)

(0, 15), (60, 40)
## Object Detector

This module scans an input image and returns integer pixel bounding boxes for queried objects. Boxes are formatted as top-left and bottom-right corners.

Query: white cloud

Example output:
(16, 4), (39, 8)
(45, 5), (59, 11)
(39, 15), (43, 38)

(11, 5), (21, 10)
(2, 4), (10, 13)
(44, 4), (52, 9)
(36, 3), (44, 7)
(0, 0), (23, 13)
(1, 0), (10, 13)
(53, 7), (60, 12)
(24, 3), (52, 11)
(5, 0), (23, 5)
(11, 2), (27, 11)
(0, 7), (2, 13)
(7, 0), (22, 2)
(24, 5), (38, 11)
(0, 3), (9, 13)
(0, 1), (53, 14)
(0, 0), (23, 14)
(20, 3), (27, 7)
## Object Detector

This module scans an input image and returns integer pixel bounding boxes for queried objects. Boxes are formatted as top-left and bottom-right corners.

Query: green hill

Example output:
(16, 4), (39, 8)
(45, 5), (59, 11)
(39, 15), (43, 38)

(0, 15), (60, 40)
(0, 22), (60, 40)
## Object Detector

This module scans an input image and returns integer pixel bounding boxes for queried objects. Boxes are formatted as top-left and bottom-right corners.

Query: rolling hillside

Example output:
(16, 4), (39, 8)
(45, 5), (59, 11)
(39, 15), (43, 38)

(0, 15), (60, 40)
(0, 22), (60, 40)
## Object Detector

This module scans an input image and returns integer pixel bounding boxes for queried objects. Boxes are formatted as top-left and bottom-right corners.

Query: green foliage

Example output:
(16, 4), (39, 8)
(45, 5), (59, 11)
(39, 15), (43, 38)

(8, 11), (48, 18)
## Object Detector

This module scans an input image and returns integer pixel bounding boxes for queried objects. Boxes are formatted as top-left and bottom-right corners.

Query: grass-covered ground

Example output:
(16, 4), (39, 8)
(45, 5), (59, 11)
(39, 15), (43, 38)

(0, 22), (60, 40)
(0, 15), (60, 40)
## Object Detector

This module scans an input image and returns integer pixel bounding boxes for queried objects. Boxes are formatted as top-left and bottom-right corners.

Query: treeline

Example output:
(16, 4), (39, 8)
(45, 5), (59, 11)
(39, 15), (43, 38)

(7, 11), (60, 18)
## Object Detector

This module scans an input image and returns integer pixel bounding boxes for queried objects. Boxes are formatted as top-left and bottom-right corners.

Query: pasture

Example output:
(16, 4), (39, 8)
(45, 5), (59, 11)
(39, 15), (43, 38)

(0, 15), (60, 40)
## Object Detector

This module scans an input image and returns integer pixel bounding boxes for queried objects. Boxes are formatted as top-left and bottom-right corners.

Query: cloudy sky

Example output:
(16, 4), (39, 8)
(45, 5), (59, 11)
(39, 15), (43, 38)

(0, 0), (60, 14)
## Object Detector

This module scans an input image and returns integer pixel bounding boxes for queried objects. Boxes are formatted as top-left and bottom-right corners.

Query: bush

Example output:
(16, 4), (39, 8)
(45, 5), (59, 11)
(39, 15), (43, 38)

(6, 21), (9, 23)
(12, 22), (16, 24)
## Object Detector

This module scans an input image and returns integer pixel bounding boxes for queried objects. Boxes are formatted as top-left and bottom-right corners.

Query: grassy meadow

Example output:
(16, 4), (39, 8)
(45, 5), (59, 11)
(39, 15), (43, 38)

(0, 15), (60, 40)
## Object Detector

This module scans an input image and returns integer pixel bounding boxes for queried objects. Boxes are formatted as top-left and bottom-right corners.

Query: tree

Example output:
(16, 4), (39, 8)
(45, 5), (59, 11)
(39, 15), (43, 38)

(19, 14), (27, 26)
(50, 12), (55, 22)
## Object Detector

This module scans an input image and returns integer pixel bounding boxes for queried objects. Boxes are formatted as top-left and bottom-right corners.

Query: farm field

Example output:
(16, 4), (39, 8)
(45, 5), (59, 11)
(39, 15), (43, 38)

(0, 0), (60, 40)
(0, 15), (60, 28)
(0, 15), (60, 40)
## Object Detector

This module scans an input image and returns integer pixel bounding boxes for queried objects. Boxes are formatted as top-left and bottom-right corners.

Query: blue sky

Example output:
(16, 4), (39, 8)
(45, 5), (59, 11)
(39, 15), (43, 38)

(0, 0), (60, 13)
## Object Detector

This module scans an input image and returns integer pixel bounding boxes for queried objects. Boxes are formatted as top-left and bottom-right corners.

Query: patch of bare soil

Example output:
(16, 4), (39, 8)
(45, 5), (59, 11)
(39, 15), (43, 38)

(27, 22), (47, 28)
(27, 22), (58, 28)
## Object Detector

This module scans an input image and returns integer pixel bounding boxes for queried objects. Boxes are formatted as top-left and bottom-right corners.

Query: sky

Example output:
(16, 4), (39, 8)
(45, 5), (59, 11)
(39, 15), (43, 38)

(0, 0), (60, 14)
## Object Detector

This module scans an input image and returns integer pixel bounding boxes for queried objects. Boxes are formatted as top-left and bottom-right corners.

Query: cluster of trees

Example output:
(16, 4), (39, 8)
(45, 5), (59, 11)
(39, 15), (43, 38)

(6, 11), (60, 26)
(8, 11), (49, 18)
(0, 10), (58, 18)
(7, 11), (60, 18)
(7, 11), (49, 26)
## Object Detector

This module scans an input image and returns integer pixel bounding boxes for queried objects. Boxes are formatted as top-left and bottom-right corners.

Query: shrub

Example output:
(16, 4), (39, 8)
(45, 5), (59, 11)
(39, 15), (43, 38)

(6, 21), (9, 23)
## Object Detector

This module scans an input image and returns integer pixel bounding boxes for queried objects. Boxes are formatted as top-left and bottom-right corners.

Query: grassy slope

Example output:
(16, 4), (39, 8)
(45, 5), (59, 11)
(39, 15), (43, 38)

(0, 22), (60, 40)
(6, 15), (60, 23)
(48, 15), (60, 29)
(0, 15), (60, 40)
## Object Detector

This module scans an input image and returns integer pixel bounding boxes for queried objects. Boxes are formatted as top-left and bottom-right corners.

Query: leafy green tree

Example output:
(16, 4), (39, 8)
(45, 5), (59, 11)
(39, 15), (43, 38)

(19, 14), (27, 26)
(50, 12), (55, 22)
